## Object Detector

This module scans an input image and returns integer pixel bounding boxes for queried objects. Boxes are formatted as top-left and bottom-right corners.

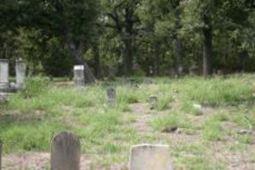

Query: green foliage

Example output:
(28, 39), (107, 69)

(202, 118), (223, 141)
(151, 112), (192, 131)
(176, 77), (254, 106)
(0, 122), (65, 153)
(20, 77), (49, 98)
(1, 0), (255, 76)
(1, 76), (255, 168)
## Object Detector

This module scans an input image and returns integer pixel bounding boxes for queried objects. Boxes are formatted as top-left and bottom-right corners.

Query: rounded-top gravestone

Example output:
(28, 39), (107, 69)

(51, 132), (80, 170)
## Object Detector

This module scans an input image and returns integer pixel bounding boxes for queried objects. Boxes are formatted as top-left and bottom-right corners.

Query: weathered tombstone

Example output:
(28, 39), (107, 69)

(129, 144), (173, 170)
(15, 59), (26, 89)
(148, 96), (158, 110)
(107, 87), (116, 105)
(51, 132), (80, 170)
(0, 59), (9, 91)
(73, 65), (85, 87)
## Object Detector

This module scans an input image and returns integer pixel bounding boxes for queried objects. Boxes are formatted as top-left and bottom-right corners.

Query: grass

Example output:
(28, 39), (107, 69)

(1, 74), (255, 169)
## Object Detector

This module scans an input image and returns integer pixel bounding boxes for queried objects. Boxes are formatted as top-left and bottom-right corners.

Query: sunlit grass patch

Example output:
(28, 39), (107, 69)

(202, 117), (224, 141)
(151, 112), (192, 132)
(0, 121), (65, 153)
(172, 143), (225, 170)
(174, 77), (255, 106)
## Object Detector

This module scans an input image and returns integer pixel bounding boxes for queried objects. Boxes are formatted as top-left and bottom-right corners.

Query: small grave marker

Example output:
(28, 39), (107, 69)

(148, 96), (158, 110)
(107, 87), (116, 105)
(51, 132), (80, 170)
(129, 144), (173, 170)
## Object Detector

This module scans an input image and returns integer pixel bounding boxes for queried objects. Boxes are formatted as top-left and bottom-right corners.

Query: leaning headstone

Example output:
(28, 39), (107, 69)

(73, 65), (85, 87)
(0, 59), (9, 91)
(129, 144), (173, 170)
(107, 87), (116, 105)
(51, 132), (80, 170)
(15, 59), (26, 89)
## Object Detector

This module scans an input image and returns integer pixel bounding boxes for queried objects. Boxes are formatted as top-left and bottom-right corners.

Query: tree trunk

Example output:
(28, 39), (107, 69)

(175, 38), (182, 76)
(202, 14), (213, 77)
(67, 41), (96, 84)
(174, 7), (183, 77)
(154, 42), (160, 75)
(123, 36), (133, 75)
(93, 44), (101, 79)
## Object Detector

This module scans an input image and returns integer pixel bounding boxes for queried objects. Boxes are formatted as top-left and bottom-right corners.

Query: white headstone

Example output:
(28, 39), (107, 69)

(73, 65), (85, 87)
(15, 59), (26, 89)
(129, 144), (173, 170)
(0, 59), (9, 90)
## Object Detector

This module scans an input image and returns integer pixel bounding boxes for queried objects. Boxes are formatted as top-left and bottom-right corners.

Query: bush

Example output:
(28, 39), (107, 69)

(20, 77), (49, 98)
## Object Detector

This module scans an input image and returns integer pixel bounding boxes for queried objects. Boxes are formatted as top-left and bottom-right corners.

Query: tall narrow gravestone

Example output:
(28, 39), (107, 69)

(107, 87), (116, 105)
(51, 132), (80, 170)
(0, 59), (9, 90)
(15, 59), (26, 89)
(74, 65), (85, 87)
(129, 144), (173, 170)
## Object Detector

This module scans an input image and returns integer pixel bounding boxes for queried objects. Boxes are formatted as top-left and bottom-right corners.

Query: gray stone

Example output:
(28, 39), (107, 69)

(73, 65), (85, 87)
(51, 132), (80, 170)
(0, 59), (9, 90)
(0, 93), (8, 104)
(107, 87), (116, 105)
(129, 144), (173, 170)
(148, 96), (158, 110)
(193, 104), (203, 115)
(15, 59), (26, 89)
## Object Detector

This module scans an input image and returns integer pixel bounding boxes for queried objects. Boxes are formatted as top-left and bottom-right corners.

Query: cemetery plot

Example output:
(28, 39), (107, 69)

(0, 76), (255, 169)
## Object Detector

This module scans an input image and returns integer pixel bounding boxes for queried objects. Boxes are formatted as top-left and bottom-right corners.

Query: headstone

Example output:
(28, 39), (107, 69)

(51, 132), (80, 170)
(0, 59), (9, 90)
(15, 59), (26, 89)
(148, 96), (158, 110)
(73, 65), (85, 87)
(107, 87), (116, 105)
(129, 144), (173, 170)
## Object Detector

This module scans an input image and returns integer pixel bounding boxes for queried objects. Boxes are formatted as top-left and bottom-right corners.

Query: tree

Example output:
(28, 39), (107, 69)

(138, 0), (185, 76)
(1, 0), (99, 83)
(101, 0), (140, 75)
(183, 0), (251, 77)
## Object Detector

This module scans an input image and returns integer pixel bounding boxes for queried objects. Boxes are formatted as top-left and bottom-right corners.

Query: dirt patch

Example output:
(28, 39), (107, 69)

(3, 152), (50, 170)
(209, 141), (255, 170)
(3, 153), (127, 170)
(129, 103), (154, 134)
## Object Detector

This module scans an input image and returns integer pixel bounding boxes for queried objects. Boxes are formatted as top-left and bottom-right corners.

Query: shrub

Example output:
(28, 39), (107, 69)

(20, 77), (49, 98)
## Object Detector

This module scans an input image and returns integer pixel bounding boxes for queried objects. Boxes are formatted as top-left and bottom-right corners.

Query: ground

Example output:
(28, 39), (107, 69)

(0, 75), (255, 170)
